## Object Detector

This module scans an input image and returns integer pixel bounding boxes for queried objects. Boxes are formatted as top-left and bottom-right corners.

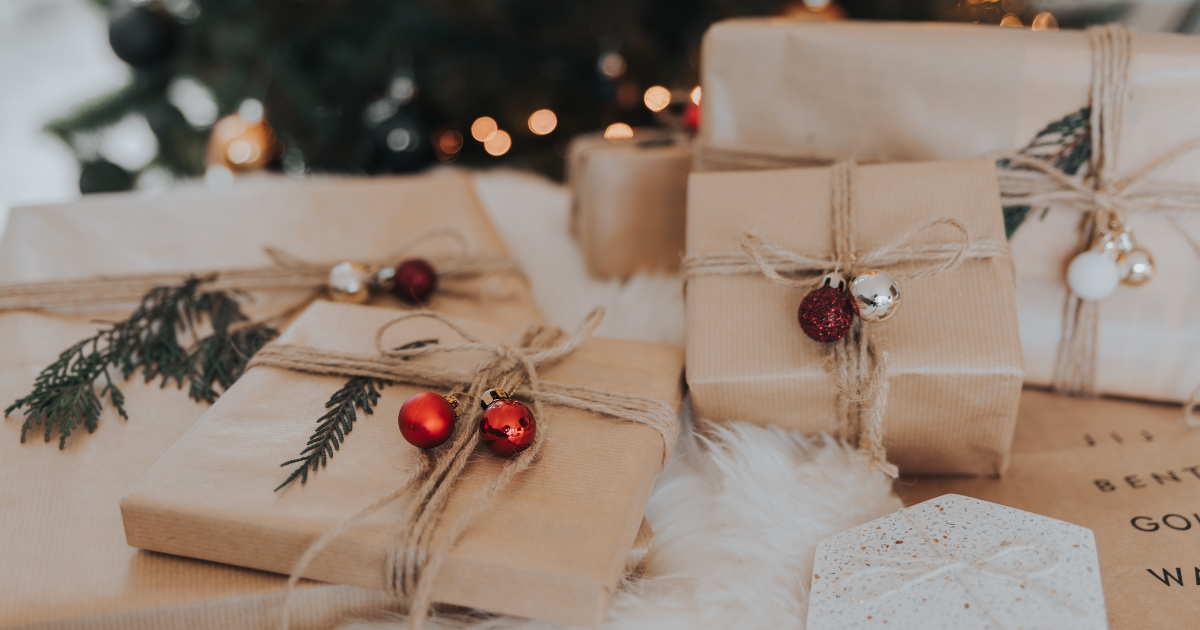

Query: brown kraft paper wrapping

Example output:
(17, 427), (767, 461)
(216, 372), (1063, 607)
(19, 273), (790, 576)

(0, 172), (541, 629)
(121, 301), (686, 628)
(685, 159), (1024, 475)
(699, 20), (1200, 403)
(898, 389), (1200, 629)
(568, 130), (691, 277)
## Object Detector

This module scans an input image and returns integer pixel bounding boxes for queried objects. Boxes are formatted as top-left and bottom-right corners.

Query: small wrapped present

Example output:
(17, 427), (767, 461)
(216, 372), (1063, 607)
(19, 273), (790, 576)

(807, 493), (1107, 629)
(698, 19), (1200, 406)
(685, 159), (1023, 475)
(568, 129), (691, 277)
(900, 389), (1200, 629)
(0, 172), (541, 629)
(121, 301), (685, 627)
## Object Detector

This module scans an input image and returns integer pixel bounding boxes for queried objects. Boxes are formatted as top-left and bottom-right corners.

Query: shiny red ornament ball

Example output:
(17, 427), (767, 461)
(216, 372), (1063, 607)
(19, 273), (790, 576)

(398, 392), (456, 449)
(480, 399), (536, 456)
(798, 285), (856, 342)
(393, 258), (438, 304)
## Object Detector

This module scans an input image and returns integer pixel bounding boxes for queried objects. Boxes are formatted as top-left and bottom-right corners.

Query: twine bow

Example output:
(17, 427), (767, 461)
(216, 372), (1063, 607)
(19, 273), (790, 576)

(251, 307), (679, 630)
(995, 26), (1200, 421)
(0, 226), (521, 313)
(684, 161), (1008, 477)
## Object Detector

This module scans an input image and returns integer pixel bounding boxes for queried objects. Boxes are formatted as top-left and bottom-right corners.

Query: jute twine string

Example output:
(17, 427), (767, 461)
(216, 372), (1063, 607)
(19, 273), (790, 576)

(250, 307), (678, 630)
(683, 160), (1007, 477)
(0, 226), (521, 312)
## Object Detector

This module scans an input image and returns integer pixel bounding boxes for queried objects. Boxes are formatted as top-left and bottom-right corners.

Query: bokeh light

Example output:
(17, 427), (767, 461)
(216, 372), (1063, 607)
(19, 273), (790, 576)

(804, 0), (830, 10)
(166, 77), (218, 129)
(484, 130), (512, 156)
(599, 52), (626, 79)
(643, 86), (671, 112)
(528, 109), (557, 135)
(603, 123), (634, 141)
(1031, 12), (1058, 31)
(999, 13), (1023, 27)
(471, 117), (498, 142)
(691, 86), (702, 106)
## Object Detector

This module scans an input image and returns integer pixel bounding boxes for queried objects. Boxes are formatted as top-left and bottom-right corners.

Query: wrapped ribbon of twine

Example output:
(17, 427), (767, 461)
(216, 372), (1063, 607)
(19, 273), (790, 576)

(683, 161), (1009, 478)
(246, 307), (678, 630)
(692, 25), (1200, 424)
(0, 226), (522, 313)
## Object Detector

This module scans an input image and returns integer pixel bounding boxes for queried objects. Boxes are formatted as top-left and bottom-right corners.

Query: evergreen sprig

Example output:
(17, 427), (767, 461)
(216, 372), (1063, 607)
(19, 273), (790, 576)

(5, 277), (277, 448)
(275, 339), (437, 491)
(1000, 106), (1092, 238)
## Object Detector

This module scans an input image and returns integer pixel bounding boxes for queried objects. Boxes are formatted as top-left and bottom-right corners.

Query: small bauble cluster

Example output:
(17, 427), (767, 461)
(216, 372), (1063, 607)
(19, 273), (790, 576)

(327, 257), (439, 304)
(397, 387), (535, 457)
(1066, 229), (1153, 301)
(798, 271), (902, 343)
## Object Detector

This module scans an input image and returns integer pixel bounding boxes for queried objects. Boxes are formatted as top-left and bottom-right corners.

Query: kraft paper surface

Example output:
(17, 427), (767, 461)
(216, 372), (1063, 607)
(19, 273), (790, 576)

(700, 19), (1200, 402)
(686, 159), (1024, 475)
(568, 131), (690, 277)
(0, 172), (541, 629)
(898, 389), (1200, 629)
(121, 301), (685, 628)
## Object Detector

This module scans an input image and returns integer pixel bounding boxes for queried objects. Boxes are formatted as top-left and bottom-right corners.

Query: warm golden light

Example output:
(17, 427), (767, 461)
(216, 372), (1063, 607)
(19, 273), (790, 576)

(999, 13), (1023, 27)
(471, 117), (498, 142)
(690, 86), (702, 106)
(643, 86), (671, 112)
(484, 129), (512, 156)
(438, 130), (463, 154)
(599, 52), (626, 79)
(603, 123), (634, 141)
(1031, 12), (1058, 31)
(528, 109), (558, 135)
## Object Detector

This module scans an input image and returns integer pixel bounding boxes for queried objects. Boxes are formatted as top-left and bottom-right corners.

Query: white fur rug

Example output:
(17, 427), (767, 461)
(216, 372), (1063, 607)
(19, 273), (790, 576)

(335, 170), (901, 630)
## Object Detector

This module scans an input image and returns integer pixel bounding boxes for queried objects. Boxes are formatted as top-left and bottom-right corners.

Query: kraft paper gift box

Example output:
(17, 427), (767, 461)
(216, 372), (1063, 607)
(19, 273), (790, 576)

(899, 389), (1200, 629)
(685, 159), (1024, 475)
(120, 300), (686, 627)
(568, 129), (691, 277)
(697, 19), (1200, 404)
(807, 494), (1107, 629)
(0, 172), (541, 629)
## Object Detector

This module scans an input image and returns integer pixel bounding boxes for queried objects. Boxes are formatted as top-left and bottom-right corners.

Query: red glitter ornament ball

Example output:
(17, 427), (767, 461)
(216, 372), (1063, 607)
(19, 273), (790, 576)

(798, 285), (856, 342)
(398, 392), (456, 449)
(480, 399), (536, 456)
(393, 258), (438, 304)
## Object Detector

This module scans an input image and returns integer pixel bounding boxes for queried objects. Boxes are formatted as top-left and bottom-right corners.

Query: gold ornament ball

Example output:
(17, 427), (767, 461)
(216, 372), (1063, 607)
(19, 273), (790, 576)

(1117, 248), (1154, 286)
(850, 270), (902, 322)
(205, 112), (278, 171)
(328, 262), (374, 303)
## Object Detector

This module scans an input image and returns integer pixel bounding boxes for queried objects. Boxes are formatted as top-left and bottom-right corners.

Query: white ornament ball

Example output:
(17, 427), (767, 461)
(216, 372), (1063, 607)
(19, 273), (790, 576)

(1067, 251), (1119, 301)
(849, 270), (902, 322)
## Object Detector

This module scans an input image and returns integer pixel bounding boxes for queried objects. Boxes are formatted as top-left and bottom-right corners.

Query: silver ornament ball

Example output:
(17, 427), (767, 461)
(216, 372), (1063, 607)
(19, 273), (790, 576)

(1117, 248), (1154, 286)
(328, 262), (373, 303)
(850, 270), (902, 322)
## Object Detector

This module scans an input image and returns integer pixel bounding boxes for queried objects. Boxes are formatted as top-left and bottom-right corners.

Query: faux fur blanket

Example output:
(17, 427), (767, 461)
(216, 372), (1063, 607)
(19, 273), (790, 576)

(331, 170), (900, 630)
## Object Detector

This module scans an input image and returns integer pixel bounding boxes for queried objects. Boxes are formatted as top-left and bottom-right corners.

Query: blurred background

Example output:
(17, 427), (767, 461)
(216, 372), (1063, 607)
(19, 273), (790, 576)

(3, 0), (1199, 239)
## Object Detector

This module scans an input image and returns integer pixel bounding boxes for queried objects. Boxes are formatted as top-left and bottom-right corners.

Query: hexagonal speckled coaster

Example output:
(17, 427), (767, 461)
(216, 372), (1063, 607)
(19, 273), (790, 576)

(806, 494), (1107, 629)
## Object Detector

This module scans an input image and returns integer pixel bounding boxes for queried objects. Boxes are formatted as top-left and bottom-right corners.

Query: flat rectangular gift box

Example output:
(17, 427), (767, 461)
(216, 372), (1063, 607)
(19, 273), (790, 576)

(898, 389), (1200, 630)
(686, 159), (1024, 475)
(0, 172), (541, 629)
(698, 19), (1200, 403)
(120, 301), (685, 628)
(567, 129), (691, 277)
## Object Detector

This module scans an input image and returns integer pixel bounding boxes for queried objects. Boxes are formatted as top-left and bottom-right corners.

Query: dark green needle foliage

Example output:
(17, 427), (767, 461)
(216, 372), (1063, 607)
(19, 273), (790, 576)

(999, 107), (1092, 238)
(5, 277), (277, 449)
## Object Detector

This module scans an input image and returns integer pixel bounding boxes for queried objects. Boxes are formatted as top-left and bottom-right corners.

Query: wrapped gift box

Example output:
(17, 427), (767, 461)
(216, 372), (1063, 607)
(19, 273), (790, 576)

(120, 301), (685, 628)
(686, 159), (1023, 475)
(807, 493), (1107, 629)
(899, 389), (1200, 629)
(0, 172), (541, 629)
(568, 129), (691, 277)
(698, 19), (1200, 403)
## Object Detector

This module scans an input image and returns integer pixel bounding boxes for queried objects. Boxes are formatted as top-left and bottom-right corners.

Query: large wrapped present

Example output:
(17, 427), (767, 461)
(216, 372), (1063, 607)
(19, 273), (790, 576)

(120, 301), (685, 628)
(685, 159), (1023, 476)
(567, 129), (691, 277)
(899, 389), (1200, 629)
(0, 172), (541, 629)
(698, 19), (1200, 405)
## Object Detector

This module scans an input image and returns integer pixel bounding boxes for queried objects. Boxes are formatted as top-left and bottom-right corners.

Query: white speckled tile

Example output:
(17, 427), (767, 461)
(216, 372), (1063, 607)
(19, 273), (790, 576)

(806, 494), (1107, 629)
